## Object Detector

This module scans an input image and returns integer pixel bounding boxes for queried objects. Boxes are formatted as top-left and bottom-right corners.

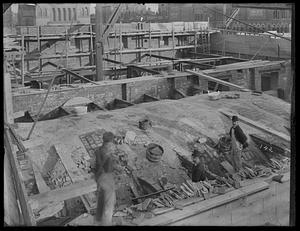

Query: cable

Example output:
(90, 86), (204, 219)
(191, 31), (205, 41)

(250, 37), (271, 60)
(202, 5), (291, 42)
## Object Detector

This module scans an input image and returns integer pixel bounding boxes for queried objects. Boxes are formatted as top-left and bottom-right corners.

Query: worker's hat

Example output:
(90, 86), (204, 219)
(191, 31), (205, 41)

(232, 116), (239, 122)
(102, 132), (115, 142)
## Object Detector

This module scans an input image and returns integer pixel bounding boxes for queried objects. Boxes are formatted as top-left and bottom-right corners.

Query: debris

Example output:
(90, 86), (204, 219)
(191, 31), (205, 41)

(124, 131), (137, 145)
(272, 174), (284, 183)
(139, 119), (152, 130)
(113, 211), (128, 217)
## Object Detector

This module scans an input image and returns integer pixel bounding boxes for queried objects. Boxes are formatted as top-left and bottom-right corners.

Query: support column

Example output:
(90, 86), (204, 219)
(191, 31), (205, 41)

(254, 69), (262, 91)
(89, 24), (94, 66)
(4, 56), (14, 124)
(95, 4), (104, 81)
(21, 34), (25, 86)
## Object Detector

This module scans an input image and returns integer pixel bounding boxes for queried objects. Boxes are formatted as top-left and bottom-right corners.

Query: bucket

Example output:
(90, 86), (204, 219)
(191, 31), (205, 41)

(73, 106), (87, 115)
(208, 91), (220, 100)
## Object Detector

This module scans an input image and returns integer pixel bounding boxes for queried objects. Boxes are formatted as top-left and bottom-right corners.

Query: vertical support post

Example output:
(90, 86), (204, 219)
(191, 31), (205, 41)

(89, 24), (94, 66)
(172, 22), (175, 59)
(119, 21), (122, 69)
(4, 56), (14, 124)
(65, 28), (68, 69)
(149, 21), (151, 65)
(95, 4), (104, 81)
(194, 31), (197, 55)
(37, 26), (42, 72)
(21, 34), (25, 87)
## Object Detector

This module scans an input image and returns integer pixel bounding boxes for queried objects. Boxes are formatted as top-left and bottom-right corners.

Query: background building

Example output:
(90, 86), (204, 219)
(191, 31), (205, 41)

(157, 4), (291, 32)
(17, 4), (90, 26)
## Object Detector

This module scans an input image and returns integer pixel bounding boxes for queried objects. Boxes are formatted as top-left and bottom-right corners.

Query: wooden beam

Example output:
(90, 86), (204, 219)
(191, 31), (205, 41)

(219, 109), (290, 143)
(186, 70), (251, 92)
(28, 179), (96, 210)
(139, 181), (269, 226)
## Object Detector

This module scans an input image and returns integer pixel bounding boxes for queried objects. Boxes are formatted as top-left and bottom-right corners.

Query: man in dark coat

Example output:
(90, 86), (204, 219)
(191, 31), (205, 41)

(94, 132), (117, 226)
(191, 150), (220, 182)
(229, 116), (248, 172)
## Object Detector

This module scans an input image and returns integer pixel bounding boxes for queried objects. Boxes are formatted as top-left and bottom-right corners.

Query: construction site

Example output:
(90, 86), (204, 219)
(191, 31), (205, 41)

(3, 3), (294, 226)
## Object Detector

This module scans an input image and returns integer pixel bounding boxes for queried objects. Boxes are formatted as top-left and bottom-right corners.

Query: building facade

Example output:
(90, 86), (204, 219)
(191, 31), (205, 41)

(158, 4), (291, 33)
(17, 4), (90, 26)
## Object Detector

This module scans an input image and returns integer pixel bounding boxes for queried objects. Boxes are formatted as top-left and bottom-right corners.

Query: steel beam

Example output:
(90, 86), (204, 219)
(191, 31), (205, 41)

(232, 3), (292, 10)
(127, 65), (160, 76)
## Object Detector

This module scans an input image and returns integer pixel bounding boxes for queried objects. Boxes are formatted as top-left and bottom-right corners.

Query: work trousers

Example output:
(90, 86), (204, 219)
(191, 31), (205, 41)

(231, 134), (242, 172)
(94, 173), (116, 226)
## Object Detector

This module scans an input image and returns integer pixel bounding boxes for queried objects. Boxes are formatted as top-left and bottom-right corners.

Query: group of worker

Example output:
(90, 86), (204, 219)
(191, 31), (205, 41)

(191, 115), (248, 182)
(93, 115), (248, 225)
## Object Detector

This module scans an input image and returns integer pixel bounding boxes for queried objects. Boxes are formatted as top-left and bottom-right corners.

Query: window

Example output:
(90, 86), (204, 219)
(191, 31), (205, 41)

(81, 8), (84, 16)
(68, 8), (72, 21)
(38, 8), (42, 17)
(73, 8), (77, 20)
(63, 8), (66, 21)
(44, 9), (48, 17)
(58, 8), (61, 21)
(85, 7), (89, 16)
(52, 8), (56, 21)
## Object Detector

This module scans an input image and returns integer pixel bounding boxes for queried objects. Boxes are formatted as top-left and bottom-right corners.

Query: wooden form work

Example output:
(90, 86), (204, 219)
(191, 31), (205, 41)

(139, 181), (269, 226)
(4, 128), (36, 225)
(186, 69), (251, 92)
(10, 23), (211, 86)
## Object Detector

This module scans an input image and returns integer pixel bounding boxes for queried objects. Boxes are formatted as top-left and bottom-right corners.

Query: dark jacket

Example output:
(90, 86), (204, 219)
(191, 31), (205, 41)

(95, 142), (116, 179)
(191, 163), (206, 182)
(230, 125), (247, 146)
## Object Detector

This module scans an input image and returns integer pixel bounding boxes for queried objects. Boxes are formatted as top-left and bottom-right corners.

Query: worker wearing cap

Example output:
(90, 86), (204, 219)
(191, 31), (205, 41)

(191, 150), (207, 182)
(229, 116), (248, 172)
(191, 150), (225, 182)
(94, 132), (117, 226)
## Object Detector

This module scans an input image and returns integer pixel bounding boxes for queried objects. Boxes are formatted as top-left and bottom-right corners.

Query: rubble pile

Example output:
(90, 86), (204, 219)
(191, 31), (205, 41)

(46, 159), (71, 189)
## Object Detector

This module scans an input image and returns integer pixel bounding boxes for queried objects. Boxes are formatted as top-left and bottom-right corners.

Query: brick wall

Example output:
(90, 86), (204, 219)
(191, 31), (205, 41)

(13, 74), (195, 116)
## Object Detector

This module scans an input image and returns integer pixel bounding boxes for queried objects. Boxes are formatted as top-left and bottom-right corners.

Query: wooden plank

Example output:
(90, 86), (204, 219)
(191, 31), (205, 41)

(28, 179), (96, 209)
(140, 181), (269, 226)
(186, 70), (251, 92)
(54, 144), (84, 183)
(31, 161), (50, 193)
(31, 159), (64, 222)
(219, 109), (290, 143)
(4, 128), (36, 225)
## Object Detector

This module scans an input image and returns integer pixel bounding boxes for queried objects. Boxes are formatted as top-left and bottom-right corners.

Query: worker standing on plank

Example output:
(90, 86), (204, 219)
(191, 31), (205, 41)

(94, 132), (117, 226)
(229, 116), (248, 172)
